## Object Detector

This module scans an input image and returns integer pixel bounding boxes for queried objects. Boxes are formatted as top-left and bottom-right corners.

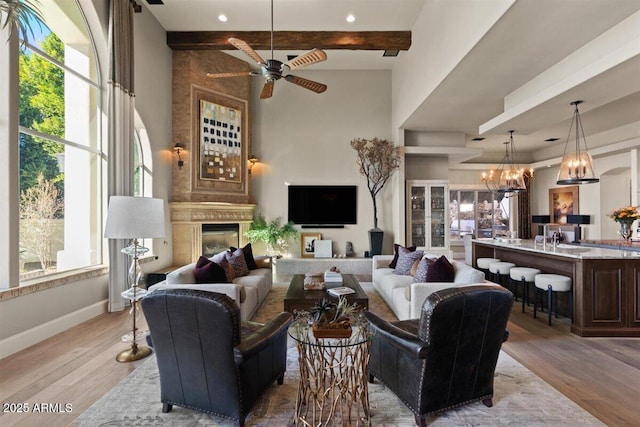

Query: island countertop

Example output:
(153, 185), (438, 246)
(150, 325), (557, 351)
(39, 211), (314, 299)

(472, 238), (640, 337)
(474, 238), (640, 259)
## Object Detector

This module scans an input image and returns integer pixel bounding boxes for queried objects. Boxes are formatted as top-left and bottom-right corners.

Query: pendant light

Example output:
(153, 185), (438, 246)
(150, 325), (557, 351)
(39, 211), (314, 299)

(481, 130), (530, 197)
(556, 101), (599, 185)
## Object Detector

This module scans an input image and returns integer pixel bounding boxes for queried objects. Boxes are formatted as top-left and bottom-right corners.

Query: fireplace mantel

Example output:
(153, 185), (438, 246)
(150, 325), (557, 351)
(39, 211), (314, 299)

(170, 202), (256, 265)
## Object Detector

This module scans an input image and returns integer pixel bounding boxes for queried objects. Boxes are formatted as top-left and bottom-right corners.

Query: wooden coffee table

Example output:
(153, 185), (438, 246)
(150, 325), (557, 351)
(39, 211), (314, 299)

(284, 274), (369, 314)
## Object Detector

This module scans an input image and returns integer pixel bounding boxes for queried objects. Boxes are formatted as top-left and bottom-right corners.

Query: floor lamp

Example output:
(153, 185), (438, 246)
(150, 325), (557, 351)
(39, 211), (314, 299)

(104, 196), (165, 362)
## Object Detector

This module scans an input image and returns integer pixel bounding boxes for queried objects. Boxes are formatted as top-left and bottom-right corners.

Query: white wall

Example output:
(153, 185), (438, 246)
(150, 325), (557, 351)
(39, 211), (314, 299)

(251, 70), (393, 256)
(133, 1), (174, 273)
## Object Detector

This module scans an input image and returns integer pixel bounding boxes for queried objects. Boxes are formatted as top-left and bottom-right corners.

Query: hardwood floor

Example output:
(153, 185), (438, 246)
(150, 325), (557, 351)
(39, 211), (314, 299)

(1, 301), (639, 426)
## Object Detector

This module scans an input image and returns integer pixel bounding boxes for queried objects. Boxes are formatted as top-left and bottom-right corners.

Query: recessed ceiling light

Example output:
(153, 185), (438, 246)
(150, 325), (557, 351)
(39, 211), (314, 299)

(218, 14), (228, 22)
(383, 50), (399, 57)
(346, 14), (355, 23)
(545, 138), (559, 142)
(471, 137), (485, 141)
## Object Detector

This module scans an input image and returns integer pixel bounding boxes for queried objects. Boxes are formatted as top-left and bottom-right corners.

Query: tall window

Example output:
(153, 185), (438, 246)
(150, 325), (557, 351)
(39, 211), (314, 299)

(449, 189), (509, 239)
(18, 1), (102, 279)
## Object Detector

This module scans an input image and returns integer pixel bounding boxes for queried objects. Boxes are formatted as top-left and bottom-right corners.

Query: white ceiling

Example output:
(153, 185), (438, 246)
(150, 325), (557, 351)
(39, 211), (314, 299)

(144, 0), (640, 160)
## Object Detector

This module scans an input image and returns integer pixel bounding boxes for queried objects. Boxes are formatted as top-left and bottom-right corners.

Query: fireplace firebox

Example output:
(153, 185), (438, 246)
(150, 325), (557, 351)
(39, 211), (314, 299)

(202, 224), (239, 257)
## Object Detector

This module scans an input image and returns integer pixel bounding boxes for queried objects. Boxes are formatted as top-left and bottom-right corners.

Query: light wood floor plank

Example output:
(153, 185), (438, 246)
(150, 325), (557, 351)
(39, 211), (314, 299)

(1, 298), (639, 426)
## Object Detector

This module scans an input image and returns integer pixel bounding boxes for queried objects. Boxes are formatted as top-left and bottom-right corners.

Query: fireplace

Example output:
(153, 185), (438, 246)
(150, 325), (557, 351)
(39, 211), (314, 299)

(202, 224), (239, 257)
(170, 202), (256, 265)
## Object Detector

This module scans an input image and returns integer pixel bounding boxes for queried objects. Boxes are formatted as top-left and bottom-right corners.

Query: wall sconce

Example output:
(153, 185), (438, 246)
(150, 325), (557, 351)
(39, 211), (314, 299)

(248, 154), (259, 175)
(173, 143), (185, 169)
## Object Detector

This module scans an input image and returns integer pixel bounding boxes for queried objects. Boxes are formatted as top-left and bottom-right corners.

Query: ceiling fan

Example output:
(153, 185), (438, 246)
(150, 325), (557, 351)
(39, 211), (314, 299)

(205, 0), (328, 99)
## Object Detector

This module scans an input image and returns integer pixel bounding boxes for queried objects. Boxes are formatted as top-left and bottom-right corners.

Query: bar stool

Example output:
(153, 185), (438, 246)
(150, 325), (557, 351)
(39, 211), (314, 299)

(488, 261), (516, 290)
(509, 267), (541, 312)
(476, 258), (500, 280)
(533, 274), (572, 326)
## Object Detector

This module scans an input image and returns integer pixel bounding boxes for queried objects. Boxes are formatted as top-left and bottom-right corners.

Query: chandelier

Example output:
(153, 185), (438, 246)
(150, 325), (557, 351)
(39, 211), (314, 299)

(481, 130), (531, 197)
(556, 100), (599, 185)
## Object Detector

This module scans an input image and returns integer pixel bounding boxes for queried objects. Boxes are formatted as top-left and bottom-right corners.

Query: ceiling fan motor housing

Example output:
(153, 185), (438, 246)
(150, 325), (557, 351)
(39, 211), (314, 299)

(262, 59), (284, 81)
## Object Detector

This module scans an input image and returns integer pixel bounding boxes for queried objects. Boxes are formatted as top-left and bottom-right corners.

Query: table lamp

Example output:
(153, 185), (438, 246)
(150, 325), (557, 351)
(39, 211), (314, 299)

(104, 196), (165, 362)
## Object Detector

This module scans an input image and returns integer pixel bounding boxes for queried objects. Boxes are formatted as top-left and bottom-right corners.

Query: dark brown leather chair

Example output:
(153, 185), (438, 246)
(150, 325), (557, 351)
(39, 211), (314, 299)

(141, 288), (293, 427)
(365, 284), (513, 426)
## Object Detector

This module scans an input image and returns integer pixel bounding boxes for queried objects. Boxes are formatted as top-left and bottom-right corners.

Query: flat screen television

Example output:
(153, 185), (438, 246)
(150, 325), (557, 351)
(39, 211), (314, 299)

(288, 185), (357, 226)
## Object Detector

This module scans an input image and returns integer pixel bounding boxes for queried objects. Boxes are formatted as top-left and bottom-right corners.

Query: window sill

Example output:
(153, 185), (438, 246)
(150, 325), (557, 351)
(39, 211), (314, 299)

(0, 265), (109, 301)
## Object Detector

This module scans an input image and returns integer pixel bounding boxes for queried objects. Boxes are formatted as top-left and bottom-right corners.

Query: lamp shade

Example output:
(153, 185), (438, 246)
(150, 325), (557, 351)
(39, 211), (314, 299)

(531, 215), (551, 223)
(566, 214), (591, 225)
(104, 196), (166, 239)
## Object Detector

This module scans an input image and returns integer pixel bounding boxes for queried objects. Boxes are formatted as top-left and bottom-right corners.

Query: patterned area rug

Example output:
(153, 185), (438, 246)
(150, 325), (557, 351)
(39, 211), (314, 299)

(77, 282), (603, 426)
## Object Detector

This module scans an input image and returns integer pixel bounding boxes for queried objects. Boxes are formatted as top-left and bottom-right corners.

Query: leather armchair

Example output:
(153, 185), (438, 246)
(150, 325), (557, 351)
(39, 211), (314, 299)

(141, 288), (293, 427)
(365, 284), (513, 426)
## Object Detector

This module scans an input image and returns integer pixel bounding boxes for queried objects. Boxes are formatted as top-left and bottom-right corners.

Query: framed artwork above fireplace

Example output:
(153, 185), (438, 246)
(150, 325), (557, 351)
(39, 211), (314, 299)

(191, 85), (249, 199)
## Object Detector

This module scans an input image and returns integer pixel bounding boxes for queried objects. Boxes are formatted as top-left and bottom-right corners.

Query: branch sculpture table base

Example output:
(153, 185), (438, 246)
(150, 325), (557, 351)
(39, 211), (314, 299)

(291, 324), (371, 426)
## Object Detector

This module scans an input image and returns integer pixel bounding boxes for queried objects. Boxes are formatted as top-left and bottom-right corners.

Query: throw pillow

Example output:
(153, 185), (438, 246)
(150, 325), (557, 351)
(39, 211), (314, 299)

(389, 244), (417, 268)
(225, 247), (250, 277)
(211, 251), (235, 282)
(412, 257), (431, 282)
(230, 243), (258, 270)
(425, 255), (455, 282)
(194, 256), (228, 283)
(393, 247), (424, 275)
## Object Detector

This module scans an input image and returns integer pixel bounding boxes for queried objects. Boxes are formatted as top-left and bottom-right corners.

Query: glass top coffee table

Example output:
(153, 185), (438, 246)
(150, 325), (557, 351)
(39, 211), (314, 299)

(283, 274), (369, 314)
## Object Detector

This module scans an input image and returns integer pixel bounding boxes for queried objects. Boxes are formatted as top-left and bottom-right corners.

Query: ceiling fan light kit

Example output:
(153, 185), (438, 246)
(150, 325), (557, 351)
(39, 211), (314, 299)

(206, 0), (328, 99)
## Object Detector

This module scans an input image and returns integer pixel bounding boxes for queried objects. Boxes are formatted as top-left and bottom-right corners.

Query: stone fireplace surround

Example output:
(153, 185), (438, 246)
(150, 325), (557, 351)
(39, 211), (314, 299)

(170, 202), (256, 266)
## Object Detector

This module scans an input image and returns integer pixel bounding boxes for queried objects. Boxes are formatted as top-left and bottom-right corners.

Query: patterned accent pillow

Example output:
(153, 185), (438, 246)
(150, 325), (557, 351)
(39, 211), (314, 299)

(393, 247), (424, 275)
(412, 257), (431, 282)
(389, 244), (417, 268)
(425, 255), (455, 282)
(226, 247), (250, 277)
(230, 243), (258, 270)
(194, 256), (228, 283)
(211, 251), (235, 282)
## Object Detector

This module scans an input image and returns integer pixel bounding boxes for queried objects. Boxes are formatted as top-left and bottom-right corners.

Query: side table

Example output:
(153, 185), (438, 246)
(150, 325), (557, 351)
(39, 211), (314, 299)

(288, 318), (371, 426)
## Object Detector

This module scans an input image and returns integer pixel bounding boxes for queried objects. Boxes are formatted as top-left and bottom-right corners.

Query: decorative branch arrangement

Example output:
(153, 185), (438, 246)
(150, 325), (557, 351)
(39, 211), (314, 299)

(350, 137), (401, 229)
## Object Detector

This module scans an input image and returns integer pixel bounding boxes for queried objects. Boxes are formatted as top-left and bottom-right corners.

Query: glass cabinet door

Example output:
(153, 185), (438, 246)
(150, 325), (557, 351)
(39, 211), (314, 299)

(429, 185), (446, 248)
(410, 187), (425, 247)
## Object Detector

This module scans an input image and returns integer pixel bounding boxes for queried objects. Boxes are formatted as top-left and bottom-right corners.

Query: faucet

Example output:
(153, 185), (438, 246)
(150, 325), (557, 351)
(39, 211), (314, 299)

(542, 223), (562, 250)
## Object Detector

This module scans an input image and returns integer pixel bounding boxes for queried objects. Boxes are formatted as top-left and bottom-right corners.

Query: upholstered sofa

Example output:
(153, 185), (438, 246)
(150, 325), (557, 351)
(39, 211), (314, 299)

(149, 256), (272, 321)
(372, 254), (486, 320)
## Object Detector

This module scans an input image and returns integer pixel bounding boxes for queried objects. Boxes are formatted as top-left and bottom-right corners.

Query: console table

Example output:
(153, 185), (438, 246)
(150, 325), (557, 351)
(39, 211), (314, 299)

(275, 257), (372, 281)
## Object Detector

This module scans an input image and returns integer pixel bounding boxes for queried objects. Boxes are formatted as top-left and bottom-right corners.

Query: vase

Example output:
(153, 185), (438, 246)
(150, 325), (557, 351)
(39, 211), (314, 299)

(620, 222), (633, 241)
(369, 229), (384, 257)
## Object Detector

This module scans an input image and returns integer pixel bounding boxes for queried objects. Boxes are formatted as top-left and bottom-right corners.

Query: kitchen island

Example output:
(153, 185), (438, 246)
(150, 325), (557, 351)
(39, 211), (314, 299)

(473, 238), (640, 337)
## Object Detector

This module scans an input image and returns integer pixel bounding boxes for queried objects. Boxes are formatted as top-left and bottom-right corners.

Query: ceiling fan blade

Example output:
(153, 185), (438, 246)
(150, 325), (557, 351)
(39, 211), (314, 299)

(228, 37), (266, 65)
(206, 71), (254, 78)
(260, 81), (275, 99)
(284, 48), (327, 70)
(284, 75), (327, 94)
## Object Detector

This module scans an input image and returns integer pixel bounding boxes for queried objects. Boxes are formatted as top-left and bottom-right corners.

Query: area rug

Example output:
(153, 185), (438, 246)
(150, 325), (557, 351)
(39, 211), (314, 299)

(78, 282), (603, 426)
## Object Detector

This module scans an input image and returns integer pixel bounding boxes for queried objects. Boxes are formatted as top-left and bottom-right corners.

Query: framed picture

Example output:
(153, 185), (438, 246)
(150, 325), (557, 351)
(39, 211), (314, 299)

(549, 186), (579, 225)
(301, 232), (322, 258)
(191, 85), (249, 198)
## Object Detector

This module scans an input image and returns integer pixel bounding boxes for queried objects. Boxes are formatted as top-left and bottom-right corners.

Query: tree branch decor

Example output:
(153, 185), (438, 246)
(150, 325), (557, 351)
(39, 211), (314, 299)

(351, 137), (400, 229)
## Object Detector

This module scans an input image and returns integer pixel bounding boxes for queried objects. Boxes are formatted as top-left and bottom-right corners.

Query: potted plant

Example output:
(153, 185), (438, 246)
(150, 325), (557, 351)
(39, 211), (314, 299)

(244, 214), (298, 257)
(351, 137), (401, 256)
(1, 0), (44, 44)
(309, 296), (359, 338)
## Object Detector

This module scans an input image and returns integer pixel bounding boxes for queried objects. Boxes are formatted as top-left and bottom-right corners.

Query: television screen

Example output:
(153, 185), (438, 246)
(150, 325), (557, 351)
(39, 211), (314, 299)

(288, 185), (357, 226)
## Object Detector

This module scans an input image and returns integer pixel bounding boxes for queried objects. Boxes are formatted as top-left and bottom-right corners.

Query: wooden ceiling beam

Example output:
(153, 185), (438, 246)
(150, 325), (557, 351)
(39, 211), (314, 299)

(167, 31), (411, 51)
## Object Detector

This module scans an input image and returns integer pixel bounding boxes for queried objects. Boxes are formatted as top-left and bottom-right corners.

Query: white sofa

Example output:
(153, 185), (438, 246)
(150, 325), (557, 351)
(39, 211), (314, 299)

(372, 254), (486, 320)
(149, 256), (272, 321)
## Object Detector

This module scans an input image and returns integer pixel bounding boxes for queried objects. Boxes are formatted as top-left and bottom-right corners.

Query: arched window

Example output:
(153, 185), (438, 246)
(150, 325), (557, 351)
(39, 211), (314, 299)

(18, 0), (102, 279)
